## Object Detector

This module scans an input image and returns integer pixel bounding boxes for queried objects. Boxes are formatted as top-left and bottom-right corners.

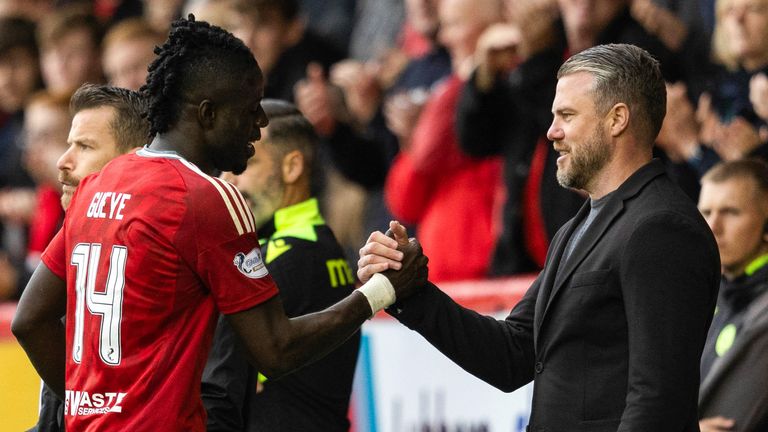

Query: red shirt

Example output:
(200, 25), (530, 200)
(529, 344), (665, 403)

(385, 75), (503, 282)
(42, 148), (278, 431)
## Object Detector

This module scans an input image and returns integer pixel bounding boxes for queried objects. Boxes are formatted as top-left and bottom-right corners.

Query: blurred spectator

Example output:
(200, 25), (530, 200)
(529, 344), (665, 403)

(0, 0), (53, 21)
(384, 0), (503, 282)
(142, 0), (183, 33)
(656, 0), (768, 177)
(697, 159), (768, 432)
(227, 0), (344, 102)
(0, 16), (40, 186)
(101, 17), (164, 90)
(0, 90), (72, 301)
(456, 0), (710, 276)
(299, 0), (355, 55)
(295, 0), (451, 266)
(37, 3), (104, 93)
(0, 16), (40, 300)
(348, 0), (405, 61)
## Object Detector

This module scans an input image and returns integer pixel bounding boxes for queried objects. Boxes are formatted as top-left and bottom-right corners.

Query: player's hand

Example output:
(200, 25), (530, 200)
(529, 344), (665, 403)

(381, 233), (428, 302)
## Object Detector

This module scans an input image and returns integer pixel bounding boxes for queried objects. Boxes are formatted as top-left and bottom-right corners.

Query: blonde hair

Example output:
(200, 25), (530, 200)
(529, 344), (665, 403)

(102, 18), (164, 53)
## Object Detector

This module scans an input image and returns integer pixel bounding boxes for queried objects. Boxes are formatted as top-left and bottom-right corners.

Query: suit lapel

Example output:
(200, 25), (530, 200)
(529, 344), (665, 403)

(543, 195), (624, 318)
(535, 159), (667, 337)
(534, 202), (588, 340)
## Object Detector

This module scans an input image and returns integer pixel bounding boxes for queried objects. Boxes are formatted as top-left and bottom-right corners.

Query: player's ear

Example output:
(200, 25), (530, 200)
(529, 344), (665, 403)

(282, 150), (304, 184)
(197, 99), (216, 129)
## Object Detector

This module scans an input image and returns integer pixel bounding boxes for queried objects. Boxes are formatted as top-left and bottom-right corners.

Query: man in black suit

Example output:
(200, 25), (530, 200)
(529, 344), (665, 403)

(358, 43), (720, 432)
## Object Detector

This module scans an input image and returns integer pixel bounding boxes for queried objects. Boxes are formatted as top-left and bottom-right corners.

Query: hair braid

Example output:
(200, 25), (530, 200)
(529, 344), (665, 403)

(141, 14), (257, 137)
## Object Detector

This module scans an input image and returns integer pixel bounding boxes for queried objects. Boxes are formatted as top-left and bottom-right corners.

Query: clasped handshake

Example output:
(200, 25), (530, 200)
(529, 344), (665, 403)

(357, 220), (430, 310)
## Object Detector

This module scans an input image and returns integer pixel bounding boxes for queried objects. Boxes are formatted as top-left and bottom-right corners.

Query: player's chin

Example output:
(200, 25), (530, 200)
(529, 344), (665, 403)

(228, 160), (248, 176)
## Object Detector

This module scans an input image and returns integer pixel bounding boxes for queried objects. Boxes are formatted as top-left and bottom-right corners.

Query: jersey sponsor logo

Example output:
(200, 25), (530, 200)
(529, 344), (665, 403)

(326, 258), (354, 288)
(234, 248), (268, 278)
(64, 390), (127, 416)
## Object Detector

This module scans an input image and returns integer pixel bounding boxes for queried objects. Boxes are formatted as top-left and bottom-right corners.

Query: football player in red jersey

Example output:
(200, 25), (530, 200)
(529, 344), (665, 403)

(33, 83), (149, 432)
(13, 15), (427, 432)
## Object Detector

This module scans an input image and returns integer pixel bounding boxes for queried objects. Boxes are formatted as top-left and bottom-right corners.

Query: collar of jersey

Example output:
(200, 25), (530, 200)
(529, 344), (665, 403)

(136, 146), (185, 160)
(270, 197), (325, 242)
(745, 253), (768, 276)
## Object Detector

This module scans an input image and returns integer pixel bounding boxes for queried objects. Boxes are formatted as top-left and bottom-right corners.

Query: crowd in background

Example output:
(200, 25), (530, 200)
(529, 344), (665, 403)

(1, 0), (768, 302)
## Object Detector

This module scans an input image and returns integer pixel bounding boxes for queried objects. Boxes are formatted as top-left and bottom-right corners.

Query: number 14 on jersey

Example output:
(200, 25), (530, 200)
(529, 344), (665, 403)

(71, 243), (127, 366)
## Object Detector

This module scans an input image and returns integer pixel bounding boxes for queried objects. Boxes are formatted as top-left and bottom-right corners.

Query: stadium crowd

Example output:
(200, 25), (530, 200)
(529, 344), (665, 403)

(1, 0), (768, 431)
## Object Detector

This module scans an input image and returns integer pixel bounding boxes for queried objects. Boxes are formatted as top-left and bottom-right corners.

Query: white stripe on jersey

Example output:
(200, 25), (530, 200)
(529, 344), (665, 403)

(136, 148), (253, 235)
(217, 179), (255, 233)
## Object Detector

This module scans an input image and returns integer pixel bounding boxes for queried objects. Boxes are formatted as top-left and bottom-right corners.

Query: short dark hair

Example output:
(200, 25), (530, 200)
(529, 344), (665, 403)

(70, 83), (149, 152)
(558, 44), (666, 146)
(141, 14), (259, 137)
(261, 99), (321, 190)
(261, 99), (325, 195)
(702, 159), (768, 195)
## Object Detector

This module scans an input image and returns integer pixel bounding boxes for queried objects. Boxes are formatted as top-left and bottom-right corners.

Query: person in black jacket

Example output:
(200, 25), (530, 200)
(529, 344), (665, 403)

(202, 100), (360, 432)
(359, 44), (720, 432)
(457, 0), (711, 275)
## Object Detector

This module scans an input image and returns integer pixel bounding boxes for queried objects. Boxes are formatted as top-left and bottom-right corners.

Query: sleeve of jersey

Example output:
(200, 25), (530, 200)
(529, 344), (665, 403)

(40, 227), (66, 279)
(192, 180), (279, 314)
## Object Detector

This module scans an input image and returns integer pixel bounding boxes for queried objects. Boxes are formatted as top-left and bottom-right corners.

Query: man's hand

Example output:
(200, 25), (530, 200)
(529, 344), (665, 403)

(656, 82), (700, 162)
(358, 221), (409, 283)
(381, 235), (428, 302)
(699, 416), (735, 431)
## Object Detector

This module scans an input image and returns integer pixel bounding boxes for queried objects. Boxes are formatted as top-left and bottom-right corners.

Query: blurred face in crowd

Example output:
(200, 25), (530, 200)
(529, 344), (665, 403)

(221, 127), (285, 228)
(699, 176), (768, 278)
(57, 106), (122, 209)
(0, 46), (39, 113)
(102, 36), (156, 91)
(548, 72), (613, 192)
(720, 0), (768, 69)
(406, 0), (441, 39)
(438, 0), (494, 68)
(41, 27), (101, 93)
(231, 9), (298, 77)
(557, 0), (624, 39)
(23, 100), (71, 187)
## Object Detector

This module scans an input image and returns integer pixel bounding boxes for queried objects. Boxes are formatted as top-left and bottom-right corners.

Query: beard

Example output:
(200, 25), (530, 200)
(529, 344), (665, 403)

(58, 171), (80, 210)
(556, 125), (612, 191)
(248, 170), (285, 229)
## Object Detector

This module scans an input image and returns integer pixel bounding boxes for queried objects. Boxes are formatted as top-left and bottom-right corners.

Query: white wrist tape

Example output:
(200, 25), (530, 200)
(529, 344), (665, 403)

(356, 273), (396, 317)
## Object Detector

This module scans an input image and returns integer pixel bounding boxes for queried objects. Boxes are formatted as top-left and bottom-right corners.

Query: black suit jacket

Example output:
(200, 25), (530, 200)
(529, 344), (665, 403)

(391, 160), (720, 431)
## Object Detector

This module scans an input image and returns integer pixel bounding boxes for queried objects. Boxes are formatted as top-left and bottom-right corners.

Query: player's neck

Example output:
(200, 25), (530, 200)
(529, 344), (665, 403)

(148, 132), (214, 175)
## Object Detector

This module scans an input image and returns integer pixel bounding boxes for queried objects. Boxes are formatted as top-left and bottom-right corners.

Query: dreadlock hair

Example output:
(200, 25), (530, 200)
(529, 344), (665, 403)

(141, 14), (259, 137)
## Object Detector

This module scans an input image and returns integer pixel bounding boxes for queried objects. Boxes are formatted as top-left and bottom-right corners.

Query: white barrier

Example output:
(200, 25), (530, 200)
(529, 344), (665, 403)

(350, 276), (537, 432)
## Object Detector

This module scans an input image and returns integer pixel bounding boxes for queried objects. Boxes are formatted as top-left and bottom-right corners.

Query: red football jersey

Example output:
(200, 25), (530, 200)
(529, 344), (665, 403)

(42, 148), (278, 431)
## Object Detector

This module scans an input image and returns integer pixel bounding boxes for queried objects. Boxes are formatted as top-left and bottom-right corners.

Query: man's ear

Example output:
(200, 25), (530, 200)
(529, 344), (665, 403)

(282, 150), (304, 184)
(198, 99), (215, 129)
(607, 103), (630, 137)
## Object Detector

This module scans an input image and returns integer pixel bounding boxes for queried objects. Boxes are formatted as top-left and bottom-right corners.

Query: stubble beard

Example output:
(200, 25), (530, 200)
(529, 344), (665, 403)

(556, 125), (612, 191)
